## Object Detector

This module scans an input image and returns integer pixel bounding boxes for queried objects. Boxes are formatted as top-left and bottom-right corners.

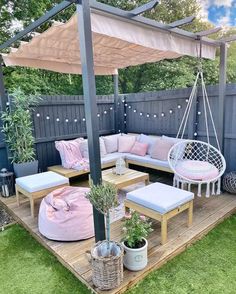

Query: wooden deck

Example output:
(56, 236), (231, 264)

(1, 190), (236, 294)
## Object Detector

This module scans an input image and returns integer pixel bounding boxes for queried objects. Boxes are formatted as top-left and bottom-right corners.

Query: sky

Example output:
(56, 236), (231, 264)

(200, 0), (236, 27)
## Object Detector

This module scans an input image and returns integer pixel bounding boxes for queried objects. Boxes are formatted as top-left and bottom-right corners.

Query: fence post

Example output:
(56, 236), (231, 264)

(218, 43), (227, 154)
(113, 74), (119, 133)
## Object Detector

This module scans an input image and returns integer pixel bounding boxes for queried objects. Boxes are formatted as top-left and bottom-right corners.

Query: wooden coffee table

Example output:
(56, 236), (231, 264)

(102, 168), (149, 190)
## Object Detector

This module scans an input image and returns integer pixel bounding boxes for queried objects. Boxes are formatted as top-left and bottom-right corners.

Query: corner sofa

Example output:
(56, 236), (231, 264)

(48, 133), (185, 179)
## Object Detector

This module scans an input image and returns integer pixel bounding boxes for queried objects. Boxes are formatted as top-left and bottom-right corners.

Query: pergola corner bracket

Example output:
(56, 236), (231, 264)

(129, 0), (159, 17)
(167, 15), (195, 28)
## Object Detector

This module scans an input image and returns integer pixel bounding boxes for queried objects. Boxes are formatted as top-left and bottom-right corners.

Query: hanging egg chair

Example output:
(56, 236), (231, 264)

(168, 42), (226, 197)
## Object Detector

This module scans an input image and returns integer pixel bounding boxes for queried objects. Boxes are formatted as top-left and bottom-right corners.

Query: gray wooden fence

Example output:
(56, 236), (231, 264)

(0, 85), (236, 172)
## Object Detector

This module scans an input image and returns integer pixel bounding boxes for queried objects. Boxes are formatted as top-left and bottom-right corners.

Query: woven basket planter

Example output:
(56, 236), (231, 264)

(223, 172), (236, 194)
(90, 240), (124, 290)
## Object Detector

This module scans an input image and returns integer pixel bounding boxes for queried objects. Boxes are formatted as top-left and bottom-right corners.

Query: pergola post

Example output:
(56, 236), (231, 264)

(113, 74), (119, 133)
(76, 1), (105, 242)
(218, 43), (227, 154)
(0, 56), (7, 112)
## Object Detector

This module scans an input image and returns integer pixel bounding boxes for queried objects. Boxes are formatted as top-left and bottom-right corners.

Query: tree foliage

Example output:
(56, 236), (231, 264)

(1, 0), (236, 95)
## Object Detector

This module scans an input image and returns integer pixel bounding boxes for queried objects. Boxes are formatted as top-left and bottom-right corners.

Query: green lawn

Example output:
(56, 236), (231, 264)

(0, 214), (236, 294)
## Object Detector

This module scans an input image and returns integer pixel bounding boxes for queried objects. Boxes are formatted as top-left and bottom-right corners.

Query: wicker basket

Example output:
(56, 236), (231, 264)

(90, 240), (124, 290)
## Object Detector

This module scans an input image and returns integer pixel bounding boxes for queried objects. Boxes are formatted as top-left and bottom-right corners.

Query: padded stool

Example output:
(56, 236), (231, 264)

(125, 182), (194, 244)
(15, 171), (69, 217)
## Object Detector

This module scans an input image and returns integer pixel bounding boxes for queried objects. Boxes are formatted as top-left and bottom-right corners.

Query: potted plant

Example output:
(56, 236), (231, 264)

(122, 211), (153, 271)
(86, 182), (124, 290)
(1, 88), (39, 177)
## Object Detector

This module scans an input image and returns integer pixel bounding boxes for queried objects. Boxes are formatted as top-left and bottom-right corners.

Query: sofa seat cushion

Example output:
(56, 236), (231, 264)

(101, 152), (125, 165)
(125, 154), (170, 169)
(16, 171), (69, 193)
(176, 160), (219, 181)
(127, 183), (194, 214)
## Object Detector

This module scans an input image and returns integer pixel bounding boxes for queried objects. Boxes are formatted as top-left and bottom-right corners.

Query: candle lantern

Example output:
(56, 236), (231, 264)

(0, 168), (14, 197)
(115, 157), (126, 175)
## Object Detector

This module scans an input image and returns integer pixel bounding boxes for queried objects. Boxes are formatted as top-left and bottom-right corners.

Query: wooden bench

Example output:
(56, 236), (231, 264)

(48, 162), (116, 179)
(125, 182), (194, 245)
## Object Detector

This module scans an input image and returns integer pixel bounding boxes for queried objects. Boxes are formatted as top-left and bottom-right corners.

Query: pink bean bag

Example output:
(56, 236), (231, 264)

(38, 186), (94, 241)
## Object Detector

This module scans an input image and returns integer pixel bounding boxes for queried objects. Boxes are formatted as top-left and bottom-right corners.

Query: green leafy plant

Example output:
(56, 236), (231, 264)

(86, 182), (117, 248)
(122, 211), (153, 249)
(1, 88), (40, 164)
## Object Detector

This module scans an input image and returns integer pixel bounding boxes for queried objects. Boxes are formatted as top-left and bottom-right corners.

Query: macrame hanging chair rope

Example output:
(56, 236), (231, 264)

(168, 38), (226, 197)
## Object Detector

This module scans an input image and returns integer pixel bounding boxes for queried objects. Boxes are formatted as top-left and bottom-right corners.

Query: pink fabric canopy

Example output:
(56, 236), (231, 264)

(2, 12), (216, 75)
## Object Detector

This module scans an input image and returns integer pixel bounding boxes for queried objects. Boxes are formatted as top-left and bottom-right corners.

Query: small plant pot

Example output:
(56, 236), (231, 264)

(90, 240), (124, 290)
(13, 160), (39, 178)
(122, 238), (148, 271)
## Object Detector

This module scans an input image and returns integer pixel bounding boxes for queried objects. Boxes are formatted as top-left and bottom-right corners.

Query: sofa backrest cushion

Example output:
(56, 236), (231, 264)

(79, 138), (107, 158)
(118, 135), (136, 153)
(151, 138), (174, 161)
(103, 134), (121, 153)
(137, 134), (158, 155)
(130, 141), (148, 156)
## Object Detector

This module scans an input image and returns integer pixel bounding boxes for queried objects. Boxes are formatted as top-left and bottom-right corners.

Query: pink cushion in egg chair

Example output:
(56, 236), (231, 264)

(38, 186), (94, 241)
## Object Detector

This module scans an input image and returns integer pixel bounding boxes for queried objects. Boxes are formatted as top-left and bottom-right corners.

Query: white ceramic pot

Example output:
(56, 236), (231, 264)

(122, 238), (148, 271)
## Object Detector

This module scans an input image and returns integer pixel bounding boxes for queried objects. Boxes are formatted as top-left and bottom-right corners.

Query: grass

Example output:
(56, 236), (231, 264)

(0, 215), (236, 294)
(128, 214), (236, 294)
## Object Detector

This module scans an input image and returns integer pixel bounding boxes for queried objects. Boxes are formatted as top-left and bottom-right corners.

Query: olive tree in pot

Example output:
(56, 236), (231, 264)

(1, 88), (39, 178)
(122, 211), (153, 271)
(86, 182), (124, 291)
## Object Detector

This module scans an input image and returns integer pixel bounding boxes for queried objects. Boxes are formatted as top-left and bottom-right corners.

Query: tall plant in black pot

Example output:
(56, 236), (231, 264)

(1, 88), (40, 177)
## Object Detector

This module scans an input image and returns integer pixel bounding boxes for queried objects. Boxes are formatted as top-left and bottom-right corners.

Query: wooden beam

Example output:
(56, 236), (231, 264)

(129, 0), (159, 16)
(196, 27), (222, 37)
(168, 16), (195, 28)
(219, 35), (236, 43)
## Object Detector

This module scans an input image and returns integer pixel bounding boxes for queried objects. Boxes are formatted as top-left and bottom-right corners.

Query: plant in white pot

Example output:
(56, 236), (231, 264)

(122, 211), (153, 271)
(86, 182), (124, 291)
(1, 88), (40, 177)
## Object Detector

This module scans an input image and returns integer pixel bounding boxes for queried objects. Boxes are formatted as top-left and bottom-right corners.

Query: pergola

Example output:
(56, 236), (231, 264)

(0, 0), (235, 241)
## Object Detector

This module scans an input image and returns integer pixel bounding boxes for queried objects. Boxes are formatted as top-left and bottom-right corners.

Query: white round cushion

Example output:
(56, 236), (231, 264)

(176, 160), (219, 181)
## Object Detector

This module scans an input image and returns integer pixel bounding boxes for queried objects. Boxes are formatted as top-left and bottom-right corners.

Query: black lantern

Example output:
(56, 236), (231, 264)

(0, 168), (14, 197)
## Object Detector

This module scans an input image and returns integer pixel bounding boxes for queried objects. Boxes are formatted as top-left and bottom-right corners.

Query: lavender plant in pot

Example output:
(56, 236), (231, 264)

(122, 211), (153, 271)
(86, 182), (124, 290)
(1, 88), (39, 177)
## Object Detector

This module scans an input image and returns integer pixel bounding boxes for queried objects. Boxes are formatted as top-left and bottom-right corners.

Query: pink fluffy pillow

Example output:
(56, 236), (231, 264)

(118, 136), (136, 153)
(151, 138), (174, 161)
(130, 141), (148, 156)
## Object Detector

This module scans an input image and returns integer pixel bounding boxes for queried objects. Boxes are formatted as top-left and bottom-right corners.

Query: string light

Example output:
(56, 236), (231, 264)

(124, 113), (127, 117)
(169, 109), (173, 114)
(161, 112), (165, 117)
(194, 132), (198, 136)
(65, 119), (69, 123)
(128, 105), (132, 109)
(6, 102), (10, 106)
(146, 114), (150, 118)
(74, 119), (78, 123)
(82, 118), (86, 122)
(110, 107), (113, 110)
(198, 111), (201, 115)
(97, 114), (100, 117)
(178, 105), (182, 109)
(36, 113), (40, 117)
(56, 118), (60, 122)
(104, 110), (107, 114)
(46, 116), (50, 120)
(140, 112), (143, 116)
(153, 114), (157, 118)
(125, 103), (128, 107)
(186, 99), (189, 103)
(134, 109), (137, 113)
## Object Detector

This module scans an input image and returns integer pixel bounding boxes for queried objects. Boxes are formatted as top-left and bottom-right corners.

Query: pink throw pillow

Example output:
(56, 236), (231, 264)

(130, 142), (148, 156)
(118, 136), (136, 153)
(151, 138), (174, 161)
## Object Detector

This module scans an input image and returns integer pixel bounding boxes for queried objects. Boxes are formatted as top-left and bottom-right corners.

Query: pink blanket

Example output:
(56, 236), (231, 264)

(38, 186), (94, 241)
(55, 139), (89, 171)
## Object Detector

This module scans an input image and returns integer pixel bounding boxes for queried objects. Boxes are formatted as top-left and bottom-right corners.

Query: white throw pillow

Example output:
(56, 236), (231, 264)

(103, 134), (121, 153)
(79, 138), (107, 158)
